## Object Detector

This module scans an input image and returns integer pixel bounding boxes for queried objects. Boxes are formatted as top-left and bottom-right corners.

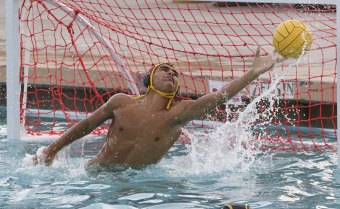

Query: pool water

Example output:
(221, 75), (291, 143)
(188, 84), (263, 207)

(0, 117), (339, 209)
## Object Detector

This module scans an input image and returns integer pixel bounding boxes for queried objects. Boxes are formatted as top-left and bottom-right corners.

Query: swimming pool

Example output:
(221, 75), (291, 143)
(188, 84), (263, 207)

(0, 117), (339, 209)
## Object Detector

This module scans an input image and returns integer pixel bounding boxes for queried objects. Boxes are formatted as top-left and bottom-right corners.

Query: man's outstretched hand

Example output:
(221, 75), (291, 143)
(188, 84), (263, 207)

(32, 147), (56, 166)
(252, 47), (286, 76)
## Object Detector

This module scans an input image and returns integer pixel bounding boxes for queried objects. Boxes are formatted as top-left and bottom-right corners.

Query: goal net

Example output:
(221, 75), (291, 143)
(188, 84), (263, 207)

(18, 0), (337, 151)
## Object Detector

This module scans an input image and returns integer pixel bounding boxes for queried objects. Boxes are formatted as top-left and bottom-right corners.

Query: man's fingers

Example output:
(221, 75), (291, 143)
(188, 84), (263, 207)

(255, 47), (261, 57)
(271, 50), (287, 63)
(276, 56), (287, 63)
(32, 155), (38, 165)
(45, 157), (52, 166)
(32, 147), (54, 166)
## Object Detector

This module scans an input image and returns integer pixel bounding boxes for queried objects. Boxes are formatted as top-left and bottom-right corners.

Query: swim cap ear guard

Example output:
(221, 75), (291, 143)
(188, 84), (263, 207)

(143, 73), (151, 88)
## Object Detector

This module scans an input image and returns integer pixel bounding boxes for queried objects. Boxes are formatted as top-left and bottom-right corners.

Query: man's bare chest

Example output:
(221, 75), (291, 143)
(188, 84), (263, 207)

(112, 105), (178, 135)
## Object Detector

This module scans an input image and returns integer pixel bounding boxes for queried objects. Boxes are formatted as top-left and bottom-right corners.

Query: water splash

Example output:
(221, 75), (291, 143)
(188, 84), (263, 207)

(162, 56), (304, 177)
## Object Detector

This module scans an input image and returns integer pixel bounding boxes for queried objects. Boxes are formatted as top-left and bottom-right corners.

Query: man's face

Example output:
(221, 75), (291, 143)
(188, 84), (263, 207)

(152, 64), (179, 93)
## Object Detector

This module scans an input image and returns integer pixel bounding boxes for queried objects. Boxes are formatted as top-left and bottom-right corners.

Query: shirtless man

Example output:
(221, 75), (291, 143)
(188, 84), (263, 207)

(35, 47), (282, 167)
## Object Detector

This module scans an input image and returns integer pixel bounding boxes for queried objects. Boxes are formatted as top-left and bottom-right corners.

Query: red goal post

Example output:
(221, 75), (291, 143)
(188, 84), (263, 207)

(5, 0), (338, 153)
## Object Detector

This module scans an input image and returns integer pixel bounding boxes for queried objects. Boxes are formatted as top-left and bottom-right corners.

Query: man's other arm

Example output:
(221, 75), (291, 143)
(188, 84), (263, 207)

(36, 93), (128, 165)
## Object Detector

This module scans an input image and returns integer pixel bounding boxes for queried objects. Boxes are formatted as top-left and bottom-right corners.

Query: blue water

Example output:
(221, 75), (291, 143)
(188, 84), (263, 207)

(0, 117), (339, 209)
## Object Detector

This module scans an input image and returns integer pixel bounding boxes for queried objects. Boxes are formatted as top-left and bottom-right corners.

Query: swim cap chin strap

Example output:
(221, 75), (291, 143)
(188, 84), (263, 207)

(141, 63), (179, 109)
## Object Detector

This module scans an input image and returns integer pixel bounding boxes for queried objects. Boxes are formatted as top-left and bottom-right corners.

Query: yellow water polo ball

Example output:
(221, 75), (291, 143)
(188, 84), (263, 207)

(273, 20), (312, 59)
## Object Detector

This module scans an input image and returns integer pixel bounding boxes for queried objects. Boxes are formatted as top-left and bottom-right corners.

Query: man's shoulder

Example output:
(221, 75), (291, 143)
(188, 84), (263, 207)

(174, 99), (195, 106)
(110, 93), (134, 101)
(171, 99), (195, 111)
(105, 93), (135, 108)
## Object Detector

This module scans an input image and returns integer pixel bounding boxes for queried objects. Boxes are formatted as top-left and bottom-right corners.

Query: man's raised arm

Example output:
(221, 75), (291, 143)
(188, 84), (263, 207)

(179, 47), (283, 121)
(35, 93), (127, 165)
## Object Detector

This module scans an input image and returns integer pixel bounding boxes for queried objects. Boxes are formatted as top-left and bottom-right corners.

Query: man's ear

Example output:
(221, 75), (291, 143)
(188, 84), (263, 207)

(143, 73), (151, 87)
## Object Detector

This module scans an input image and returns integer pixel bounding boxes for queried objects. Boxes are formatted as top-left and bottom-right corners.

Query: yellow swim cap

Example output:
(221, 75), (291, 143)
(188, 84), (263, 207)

(138, 63), (179, 109)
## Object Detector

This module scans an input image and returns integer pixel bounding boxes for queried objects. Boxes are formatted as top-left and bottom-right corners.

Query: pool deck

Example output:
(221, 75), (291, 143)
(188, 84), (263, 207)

(0, 0), (336, 104)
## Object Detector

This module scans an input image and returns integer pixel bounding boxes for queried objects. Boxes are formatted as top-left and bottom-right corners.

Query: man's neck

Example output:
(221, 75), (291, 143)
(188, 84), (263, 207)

(142, 91), (171, 111)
